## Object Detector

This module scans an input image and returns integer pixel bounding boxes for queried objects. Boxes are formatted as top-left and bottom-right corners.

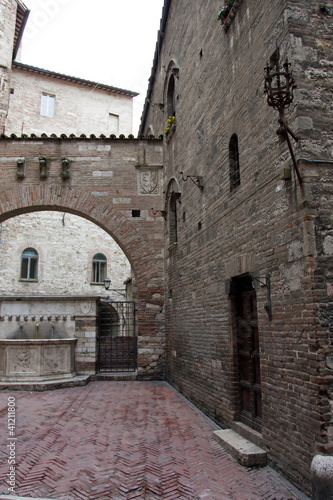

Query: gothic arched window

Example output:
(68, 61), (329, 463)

(167, 74), (176, 118)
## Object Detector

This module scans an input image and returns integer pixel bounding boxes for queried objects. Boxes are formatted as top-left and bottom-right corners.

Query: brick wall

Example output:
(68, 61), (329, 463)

(143, 0), (333, 492)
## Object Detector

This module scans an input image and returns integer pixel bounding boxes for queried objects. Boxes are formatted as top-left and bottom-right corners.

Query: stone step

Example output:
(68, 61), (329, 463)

(0, 375), (91, 391)
(0, 496), (58, 500)
(93, 371), (138, 381)
(213, 428), (267, 467)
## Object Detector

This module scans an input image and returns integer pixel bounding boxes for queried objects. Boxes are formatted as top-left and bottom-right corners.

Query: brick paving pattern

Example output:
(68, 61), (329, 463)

(0, 381), (307, 500)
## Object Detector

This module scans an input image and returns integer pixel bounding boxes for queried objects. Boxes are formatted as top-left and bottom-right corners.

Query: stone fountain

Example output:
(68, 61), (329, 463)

(0, 316), (77, 383)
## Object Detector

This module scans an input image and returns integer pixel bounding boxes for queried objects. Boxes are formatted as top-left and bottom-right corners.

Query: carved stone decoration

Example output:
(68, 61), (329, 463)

(17, 158), (26, 179)
(78, 302), (92, 314)
(139, 170), (159, 195)
(39, 156), (48, 179)
(61, 157), (71, 179)
(16, 349), (32, 371)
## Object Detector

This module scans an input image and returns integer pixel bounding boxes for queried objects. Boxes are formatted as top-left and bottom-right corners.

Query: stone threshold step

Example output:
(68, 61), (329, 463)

(214, 428), (267, 467)
(0, 496), (58, 500)
(0, 375), (91, 391)
(93, 371), (138, 381)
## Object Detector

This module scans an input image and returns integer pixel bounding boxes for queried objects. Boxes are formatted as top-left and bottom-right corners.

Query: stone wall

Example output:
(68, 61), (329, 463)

(5, 66), (135, 136)
(142, 0), (333, 492)
(0, 0), (16, 133)
(0, 211), (131, 297)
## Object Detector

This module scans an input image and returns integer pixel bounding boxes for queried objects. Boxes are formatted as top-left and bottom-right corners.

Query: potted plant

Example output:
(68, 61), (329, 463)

(218, 0), (235, 22)
(164, 115), (176, 136)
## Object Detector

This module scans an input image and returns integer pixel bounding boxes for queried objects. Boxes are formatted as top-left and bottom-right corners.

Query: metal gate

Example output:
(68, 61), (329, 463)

(97, 300), (136, 372)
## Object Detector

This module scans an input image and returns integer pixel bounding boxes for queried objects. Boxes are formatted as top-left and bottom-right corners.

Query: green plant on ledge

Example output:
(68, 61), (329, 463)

(164, 115), (176, 136)
(218, 0), (235, 22)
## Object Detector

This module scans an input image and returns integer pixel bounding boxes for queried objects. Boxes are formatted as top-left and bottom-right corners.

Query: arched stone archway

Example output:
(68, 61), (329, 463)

(0, 137), (165, 378)
(0, 185), (155, 285)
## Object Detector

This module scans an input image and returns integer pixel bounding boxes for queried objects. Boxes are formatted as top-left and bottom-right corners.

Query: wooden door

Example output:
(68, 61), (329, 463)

(234, 281), (262, 431)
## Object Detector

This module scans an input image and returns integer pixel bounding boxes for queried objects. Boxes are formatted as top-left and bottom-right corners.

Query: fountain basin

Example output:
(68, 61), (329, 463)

(0, 338), (77, 382)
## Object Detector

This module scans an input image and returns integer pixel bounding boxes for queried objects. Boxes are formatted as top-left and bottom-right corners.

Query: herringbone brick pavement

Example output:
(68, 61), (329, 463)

(0, 381), (308, 500)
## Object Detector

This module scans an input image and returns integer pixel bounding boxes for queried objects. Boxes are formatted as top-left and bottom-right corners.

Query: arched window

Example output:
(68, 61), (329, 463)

(169, 192), (180, 245)
(229, 134), (240, 191)
(167, 74), (176, 118)
(21, 248), (38, 280)
(92, 253), (107, 283)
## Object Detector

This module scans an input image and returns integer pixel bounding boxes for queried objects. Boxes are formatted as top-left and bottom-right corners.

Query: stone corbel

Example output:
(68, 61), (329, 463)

(16, 158), (26, 179)
(61, 157), (71, 179)
(39, 156), (48, 179)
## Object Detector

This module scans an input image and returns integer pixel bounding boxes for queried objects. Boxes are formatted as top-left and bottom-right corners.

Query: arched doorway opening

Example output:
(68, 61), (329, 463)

(0, 185), (165, 379)
(0, 210), (138, 376)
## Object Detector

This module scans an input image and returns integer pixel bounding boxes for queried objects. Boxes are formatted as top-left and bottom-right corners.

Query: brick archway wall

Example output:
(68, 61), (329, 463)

(0, 137), (165, 378)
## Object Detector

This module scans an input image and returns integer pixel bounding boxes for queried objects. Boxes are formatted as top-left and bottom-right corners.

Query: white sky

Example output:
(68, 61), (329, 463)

(20, 0), (165, 133)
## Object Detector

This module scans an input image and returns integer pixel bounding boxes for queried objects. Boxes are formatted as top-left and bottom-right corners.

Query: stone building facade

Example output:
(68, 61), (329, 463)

(1, 0), (333, 495)
(0, 0), (26, 133)
(1, 2), (137, 137)
(5, 62), (137, 137)
(0, 135), (165, 379)
(0, 211), (131, 296)
(140, 0), (333, 493)
(0, 1), (165, 380)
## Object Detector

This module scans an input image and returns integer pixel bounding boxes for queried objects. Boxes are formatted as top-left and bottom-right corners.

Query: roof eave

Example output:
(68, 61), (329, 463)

(12, 61), (139, 97)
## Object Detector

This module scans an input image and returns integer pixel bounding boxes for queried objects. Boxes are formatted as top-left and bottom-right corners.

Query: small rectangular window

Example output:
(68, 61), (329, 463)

(108, 113), (119, 135)
(41, 93), (55, 117)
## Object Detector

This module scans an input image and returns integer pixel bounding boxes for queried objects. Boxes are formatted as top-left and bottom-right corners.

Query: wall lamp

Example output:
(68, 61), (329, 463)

(103, 278), (126, 297)
(104, 278), (111, 290)
(264, 47), (302, 185)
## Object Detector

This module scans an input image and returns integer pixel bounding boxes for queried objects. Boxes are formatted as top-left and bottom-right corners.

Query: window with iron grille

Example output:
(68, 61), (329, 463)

(21, 248), (38, 280)
(92, 253), (107, 283)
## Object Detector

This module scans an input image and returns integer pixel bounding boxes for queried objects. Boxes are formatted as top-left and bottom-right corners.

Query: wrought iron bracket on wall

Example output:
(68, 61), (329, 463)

(251, 274), (272, 321)
(179, 172), (204, 191)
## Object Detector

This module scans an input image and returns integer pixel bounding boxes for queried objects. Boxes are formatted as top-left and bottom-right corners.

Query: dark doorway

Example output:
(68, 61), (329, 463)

(230, 275), (262, 431)
(97, 300), (136, 372)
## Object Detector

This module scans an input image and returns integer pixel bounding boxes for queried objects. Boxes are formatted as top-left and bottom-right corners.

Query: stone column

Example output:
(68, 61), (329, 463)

(310, 455), (333, 500)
